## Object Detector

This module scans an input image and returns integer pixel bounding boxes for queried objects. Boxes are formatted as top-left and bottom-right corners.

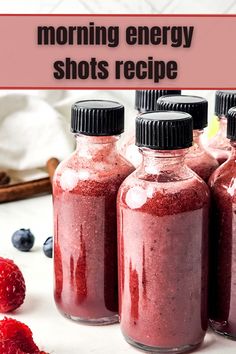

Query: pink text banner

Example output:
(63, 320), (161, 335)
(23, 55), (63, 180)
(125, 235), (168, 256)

(0, 14), (235, 89)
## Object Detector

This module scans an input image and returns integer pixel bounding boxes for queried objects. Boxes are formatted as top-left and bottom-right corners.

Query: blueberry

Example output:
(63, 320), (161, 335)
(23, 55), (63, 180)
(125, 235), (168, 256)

(43, 237), (53, 258)
(11, 229), (35, 252)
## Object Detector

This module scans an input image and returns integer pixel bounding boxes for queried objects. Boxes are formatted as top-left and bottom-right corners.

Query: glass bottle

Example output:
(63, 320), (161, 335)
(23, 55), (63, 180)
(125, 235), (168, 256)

(122, 89), (181, 167)
(209, 106), (236, 338)
(53, 100), (134, 324)
(208, 91), (236, 165)
(157, 95), (219, 182)
(118, 111), (210, 353)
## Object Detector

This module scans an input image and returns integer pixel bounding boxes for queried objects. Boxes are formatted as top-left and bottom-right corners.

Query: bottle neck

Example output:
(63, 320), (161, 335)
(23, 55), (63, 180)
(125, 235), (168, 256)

(192, 129), (204, 147)
(138, 148), (191, 181)
(75, 134), (119, 159)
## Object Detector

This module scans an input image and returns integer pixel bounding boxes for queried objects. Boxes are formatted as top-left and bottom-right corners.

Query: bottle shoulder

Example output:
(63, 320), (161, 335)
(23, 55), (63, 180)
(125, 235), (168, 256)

(53, 151), (134, 194)
(208, 134), (231, 151)
(209, 159), (236, 198)
(185, 148), (219, 182)
(186, 144), (219, 166)
(118, 170), (209, 216)
(55, 150), (133, 172)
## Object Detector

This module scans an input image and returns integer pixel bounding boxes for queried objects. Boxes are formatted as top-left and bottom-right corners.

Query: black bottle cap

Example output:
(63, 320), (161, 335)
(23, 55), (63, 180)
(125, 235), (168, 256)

(136, 111), (193, 150)
(227, 107), (236, 140)
(135, 90), (181, 112)
(71, 100), (124, 136)
(157, 95), (208, 130)
(215, 91), (236, 117)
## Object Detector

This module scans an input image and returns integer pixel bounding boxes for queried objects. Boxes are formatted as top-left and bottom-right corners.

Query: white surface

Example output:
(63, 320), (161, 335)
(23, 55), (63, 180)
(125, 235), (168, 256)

(0, 0), (236, 14)
(0, 195), (235, 353)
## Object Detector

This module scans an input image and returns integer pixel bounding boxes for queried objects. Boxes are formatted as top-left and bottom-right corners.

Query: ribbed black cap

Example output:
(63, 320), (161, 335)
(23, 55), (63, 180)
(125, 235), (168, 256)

(157, 95), (208, 130)
(136, 111), (193, 150)
(215, 91), (236, 117)
(71, 100), (124, 136)
(135, 90), (181, 112)
(227, 107), (236, 140)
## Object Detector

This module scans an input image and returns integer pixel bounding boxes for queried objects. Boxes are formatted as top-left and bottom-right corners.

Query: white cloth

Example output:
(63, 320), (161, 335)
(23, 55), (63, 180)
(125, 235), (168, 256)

(0, 92), (72, 181)
(0, 90), (135, 181)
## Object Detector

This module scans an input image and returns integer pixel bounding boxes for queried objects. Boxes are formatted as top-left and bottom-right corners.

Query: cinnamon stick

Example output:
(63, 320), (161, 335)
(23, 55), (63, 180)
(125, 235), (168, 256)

(46, 158), (60, 183)
(0, 158), (60, 203)
(0, 172), (10, 186)
(0, 178), (51, 203)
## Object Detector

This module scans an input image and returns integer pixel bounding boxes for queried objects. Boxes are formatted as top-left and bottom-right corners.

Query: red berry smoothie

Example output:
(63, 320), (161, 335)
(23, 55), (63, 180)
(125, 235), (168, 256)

(53, 100), (134, 324)
(118, 111), (210, 352)
(209, 141), (236, 338)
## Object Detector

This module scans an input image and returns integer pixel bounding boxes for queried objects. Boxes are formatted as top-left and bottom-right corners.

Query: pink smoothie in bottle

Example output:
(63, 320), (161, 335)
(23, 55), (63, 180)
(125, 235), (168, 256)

(208, 91), (236, 164)
(157, 95), (219, 182)
(118, 111), (210, 352)
(209, 106), (236, 338)
(53, 100), (134, 324)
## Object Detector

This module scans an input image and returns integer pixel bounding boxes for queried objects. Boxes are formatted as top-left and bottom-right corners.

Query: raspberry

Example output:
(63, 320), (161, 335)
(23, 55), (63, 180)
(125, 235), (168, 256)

(0, 317), (47, 353)
(0, 258), (26, 313)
